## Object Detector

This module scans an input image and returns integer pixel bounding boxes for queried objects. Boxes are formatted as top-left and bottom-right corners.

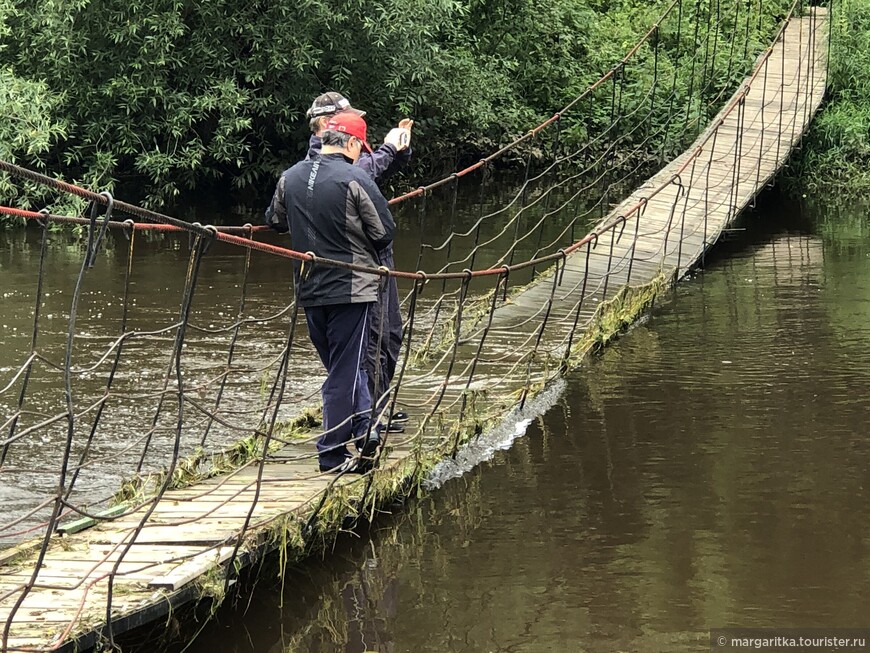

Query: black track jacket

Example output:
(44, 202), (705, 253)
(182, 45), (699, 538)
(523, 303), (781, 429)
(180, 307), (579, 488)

(271, 153), (395, 307)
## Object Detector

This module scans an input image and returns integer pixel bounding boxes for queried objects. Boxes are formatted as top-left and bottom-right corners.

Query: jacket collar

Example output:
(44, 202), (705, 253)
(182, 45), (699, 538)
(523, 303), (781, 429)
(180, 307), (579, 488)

(320, 151), (354, 164)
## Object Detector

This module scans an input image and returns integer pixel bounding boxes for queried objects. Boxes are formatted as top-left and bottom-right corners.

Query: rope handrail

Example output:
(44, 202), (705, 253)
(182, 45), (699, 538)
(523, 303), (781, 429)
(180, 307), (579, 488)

(0, 205), (268, 233)
(0, 201), (596, 280)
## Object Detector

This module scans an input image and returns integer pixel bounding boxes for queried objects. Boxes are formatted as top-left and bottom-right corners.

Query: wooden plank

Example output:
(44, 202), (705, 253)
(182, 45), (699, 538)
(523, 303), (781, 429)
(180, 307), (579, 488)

(0, 540), (43, 567)
(147, 547), (235, 590)
(57, 504), (129, 536)
(33, 544), (222, 564)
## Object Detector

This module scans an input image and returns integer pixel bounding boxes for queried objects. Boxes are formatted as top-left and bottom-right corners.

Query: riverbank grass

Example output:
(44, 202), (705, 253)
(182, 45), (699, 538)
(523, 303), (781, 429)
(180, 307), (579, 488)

(788, 0), (870, 193)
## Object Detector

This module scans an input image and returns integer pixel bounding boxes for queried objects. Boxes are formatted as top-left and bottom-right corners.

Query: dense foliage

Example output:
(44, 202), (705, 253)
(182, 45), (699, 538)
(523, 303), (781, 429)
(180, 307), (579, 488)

(788, 0), (870, 194)
(0, 0), (789, 211)
(0, 1), (69, 209)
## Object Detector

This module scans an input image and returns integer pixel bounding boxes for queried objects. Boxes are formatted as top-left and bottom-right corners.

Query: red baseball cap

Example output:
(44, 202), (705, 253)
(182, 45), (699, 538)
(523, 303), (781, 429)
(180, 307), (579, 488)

(325, 113), (373, 153)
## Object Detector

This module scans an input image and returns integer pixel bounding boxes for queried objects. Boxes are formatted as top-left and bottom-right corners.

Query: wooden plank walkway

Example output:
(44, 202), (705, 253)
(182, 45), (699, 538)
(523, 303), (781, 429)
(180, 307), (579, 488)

(0, 9), (828, 652)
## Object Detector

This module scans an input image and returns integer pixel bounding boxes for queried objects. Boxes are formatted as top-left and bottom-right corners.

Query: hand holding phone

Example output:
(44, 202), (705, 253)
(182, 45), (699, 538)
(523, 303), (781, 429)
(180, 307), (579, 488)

(384, 127), (411, 151)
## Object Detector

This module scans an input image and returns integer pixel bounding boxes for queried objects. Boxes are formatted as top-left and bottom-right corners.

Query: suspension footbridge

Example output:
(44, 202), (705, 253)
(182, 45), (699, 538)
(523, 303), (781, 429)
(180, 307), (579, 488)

(0, 2), (829, 651)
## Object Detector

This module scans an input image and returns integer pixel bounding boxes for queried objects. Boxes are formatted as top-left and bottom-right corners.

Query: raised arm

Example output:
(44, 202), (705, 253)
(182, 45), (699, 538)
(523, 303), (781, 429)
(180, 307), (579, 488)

(357, 144), (403, 184)
(357, 120), (413, 185)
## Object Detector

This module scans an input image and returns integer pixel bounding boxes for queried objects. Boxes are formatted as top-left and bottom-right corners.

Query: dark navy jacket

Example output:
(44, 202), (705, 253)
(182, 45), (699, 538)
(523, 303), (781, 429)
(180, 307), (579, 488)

(270, 153), (395, 307)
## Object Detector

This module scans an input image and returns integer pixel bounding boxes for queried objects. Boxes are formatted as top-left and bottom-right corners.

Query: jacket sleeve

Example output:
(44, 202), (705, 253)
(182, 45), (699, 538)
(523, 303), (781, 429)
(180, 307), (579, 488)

(264, 173), (289, 234)
(357, 143), (409, 185)
(391, 146), (412, 176)
(351, 175), (395, 251)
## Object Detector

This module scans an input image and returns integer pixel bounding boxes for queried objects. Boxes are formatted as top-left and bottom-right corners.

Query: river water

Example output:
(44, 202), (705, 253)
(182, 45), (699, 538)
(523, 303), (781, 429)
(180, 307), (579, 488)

(155, 194), (870, 652)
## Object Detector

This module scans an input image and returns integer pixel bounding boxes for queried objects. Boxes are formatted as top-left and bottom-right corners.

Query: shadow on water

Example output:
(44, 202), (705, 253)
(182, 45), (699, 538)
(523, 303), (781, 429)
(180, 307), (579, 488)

(112, 190), (870, 652)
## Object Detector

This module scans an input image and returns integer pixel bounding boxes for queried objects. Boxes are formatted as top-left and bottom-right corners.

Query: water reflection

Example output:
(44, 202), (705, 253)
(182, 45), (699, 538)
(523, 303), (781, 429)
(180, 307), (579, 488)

(175, 196), (870, 652)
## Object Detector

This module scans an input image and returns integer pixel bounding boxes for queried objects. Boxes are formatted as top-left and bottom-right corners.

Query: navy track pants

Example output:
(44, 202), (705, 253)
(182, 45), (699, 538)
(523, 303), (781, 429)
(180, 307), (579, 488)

(365, 244), (403, 414)
(305, 302), (372, 469)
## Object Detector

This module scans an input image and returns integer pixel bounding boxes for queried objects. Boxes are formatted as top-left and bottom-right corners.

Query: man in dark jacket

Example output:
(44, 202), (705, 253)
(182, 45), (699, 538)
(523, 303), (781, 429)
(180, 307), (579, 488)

(266, 112), (395, 473)
(306, 93), (411, 432)
(266, 92), (412, 435)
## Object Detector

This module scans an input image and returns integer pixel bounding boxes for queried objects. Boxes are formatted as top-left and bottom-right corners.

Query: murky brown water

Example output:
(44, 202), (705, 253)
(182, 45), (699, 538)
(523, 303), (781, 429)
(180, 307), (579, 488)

(160, 194), (870, 652)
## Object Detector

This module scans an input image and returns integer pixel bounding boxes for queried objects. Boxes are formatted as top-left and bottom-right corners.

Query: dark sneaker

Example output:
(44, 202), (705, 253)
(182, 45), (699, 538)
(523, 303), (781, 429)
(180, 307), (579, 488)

(360, 432), (381, 459)
(385, 423), (405, 433)
(390, 411), (409, 424)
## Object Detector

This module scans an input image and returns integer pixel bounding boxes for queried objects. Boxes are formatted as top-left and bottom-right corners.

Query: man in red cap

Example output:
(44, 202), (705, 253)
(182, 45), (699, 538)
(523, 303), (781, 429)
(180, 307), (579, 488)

(304, 93), (412, 436)
(266, 91), (412, 441)
(266, 112), (395, 474)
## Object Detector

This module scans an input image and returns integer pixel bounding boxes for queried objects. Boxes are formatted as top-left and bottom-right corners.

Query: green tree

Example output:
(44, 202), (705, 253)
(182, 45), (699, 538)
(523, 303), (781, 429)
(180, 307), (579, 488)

(0, 0), (790, 210)
(0, 0), (72, 216)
